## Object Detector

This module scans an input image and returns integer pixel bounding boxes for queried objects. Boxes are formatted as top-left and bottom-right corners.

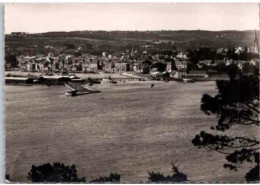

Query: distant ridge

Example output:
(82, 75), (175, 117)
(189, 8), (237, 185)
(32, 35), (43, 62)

(6, 30), (258, 35)
(6, 29), (257, 54)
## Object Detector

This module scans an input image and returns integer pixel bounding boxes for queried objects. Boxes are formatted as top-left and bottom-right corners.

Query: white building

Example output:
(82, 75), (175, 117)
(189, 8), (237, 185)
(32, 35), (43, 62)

(175, 60), (187, 70)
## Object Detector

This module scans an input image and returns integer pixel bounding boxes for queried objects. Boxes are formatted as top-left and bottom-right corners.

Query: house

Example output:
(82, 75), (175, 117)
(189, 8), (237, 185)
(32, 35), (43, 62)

(171, 69), (187, 79)
(235, 47), (245, 54)
(82, 64), (88, 72)
(226, 59), (234, 66)
(214, 60), (226, 66)
(249, 58), (259, 66)
(150, 71), (163, 80)
(11, 32), (27, 36)
(199, 60), (212, 66)
(51, 63), (57, 71)
(176, 52), (189, 60)
(71, 65), (77, 72)
(82, 62), (98, 72)
(26, 62), (33, 72)
(5, 63), (12, 70)
(175, 60), (187, 70)
(217, 48), (228, 55)
(115, 63), (127, 72)
(166, 62), (172, 72)
(89, 63), (98, 72)
(103, 63), (113, 72)
(150, 68), (159, 73)
(133, 63), (142, 73)
(237, 60), (247, 70)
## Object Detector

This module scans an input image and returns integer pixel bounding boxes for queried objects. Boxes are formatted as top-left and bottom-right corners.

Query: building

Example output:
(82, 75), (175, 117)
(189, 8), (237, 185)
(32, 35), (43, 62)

(249, 58), (260, 66)
(5, 77), (34, 85)
(89, 63), (98, 72)
(82, 62), (98, 72)
(199, 60), (212, 66)
(235, 47), (245, 54)
(42, 76), (72, 85)
(176, 52), (189, 60)
(150, 71), (163, 80)
(10, 32), (27, 36)
(26, 62), (33, 72)
(175, 60), (187, 70)
(182, 71), (209, 79)
(166, 62), (172, 72)
(115, 63), (127, 72)
(171, 70), (208, 80)
(133, 63), (142, 73)
(5, 63), (12, 70)
(214, 60), (226, 66)
(170, 69), (187, 79)
(253, 30), (259, 54)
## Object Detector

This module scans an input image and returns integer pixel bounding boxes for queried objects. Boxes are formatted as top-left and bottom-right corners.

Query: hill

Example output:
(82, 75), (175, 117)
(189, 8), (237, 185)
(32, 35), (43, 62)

(5, 30), (257, 56)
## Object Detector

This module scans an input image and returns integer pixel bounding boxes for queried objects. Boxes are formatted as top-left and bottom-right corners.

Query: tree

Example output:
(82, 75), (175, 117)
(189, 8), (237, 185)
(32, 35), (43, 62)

(151, 62), (166, 72)
(142, 59), (152, 74)
(5, 174), (10, 181)
(27, 163), (86, 182)
(171, 59), (177, 70)
(216, 63), (228, 74)
(85, 43), (93, 50)
(90, 173), (121, 182)
(64, 43), (76, 50)
(227, 48), (238, 60)
(243, 62), (257, 74)
(192, 73), (259, 181)
(187, 47), (216, 65)
(5, 54), (18, 68)
(227, 63), (240, 80)
(148, 164), (188, 182)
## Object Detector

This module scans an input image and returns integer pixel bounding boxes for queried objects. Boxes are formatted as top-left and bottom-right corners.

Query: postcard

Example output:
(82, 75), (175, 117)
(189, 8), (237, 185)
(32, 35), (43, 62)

(4, 3), (260, 183)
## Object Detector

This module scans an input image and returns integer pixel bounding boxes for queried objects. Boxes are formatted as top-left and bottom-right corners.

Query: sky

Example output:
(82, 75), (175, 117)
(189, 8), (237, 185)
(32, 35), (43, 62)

(4, 3), (260, 33)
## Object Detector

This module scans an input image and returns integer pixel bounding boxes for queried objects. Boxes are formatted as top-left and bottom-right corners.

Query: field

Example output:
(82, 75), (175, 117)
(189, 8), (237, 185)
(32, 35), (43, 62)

(5, 81), (257, 182)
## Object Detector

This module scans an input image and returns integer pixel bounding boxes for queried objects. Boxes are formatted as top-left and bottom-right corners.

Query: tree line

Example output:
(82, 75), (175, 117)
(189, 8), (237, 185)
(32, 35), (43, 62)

(6, 162), (188, 183)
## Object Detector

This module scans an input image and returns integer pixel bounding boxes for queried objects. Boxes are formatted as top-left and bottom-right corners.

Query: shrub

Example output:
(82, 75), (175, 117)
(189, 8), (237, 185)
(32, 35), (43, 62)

(148, 164), (188, 182)
(27, 162), (86, 182)
(91, 173), (121, 183)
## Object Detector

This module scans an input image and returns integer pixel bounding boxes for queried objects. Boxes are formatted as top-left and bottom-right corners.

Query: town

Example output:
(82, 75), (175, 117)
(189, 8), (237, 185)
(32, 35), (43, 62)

(5, 30), (259, 85)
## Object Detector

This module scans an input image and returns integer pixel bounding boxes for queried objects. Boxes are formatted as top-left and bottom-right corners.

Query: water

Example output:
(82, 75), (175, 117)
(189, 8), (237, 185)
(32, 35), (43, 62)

(5, 81), (257, 182)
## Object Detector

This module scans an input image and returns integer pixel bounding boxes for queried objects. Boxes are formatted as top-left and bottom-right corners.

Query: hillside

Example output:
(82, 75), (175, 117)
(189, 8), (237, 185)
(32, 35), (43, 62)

(5, 30), (257, 56)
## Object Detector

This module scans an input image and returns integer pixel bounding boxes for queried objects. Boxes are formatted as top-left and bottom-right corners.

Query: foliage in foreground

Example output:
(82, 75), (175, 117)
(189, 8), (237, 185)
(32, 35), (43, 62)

(192, 73), (259, 182)
(90, 173), (121, 183)
(27, 162), (121, 183)
(148, 164), (188, 182)
(27, 162), (86, 182)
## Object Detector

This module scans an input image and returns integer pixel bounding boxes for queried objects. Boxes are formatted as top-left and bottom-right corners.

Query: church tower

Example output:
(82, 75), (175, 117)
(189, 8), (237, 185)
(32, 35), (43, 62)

(253, 30), (259, 54)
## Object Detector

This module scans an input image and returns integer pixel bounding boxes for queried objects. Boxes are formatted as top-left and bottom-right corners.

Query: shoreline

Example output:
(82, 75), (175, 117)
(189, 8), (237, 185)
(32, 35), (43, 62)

(5, 71), (229, 86)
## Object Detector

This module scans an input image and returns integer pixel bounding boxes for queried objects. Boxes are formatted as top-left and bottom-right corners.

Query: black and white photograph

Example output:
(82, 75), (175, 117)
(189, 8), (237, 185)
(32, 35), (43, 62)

(4, 3), (260, 183)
